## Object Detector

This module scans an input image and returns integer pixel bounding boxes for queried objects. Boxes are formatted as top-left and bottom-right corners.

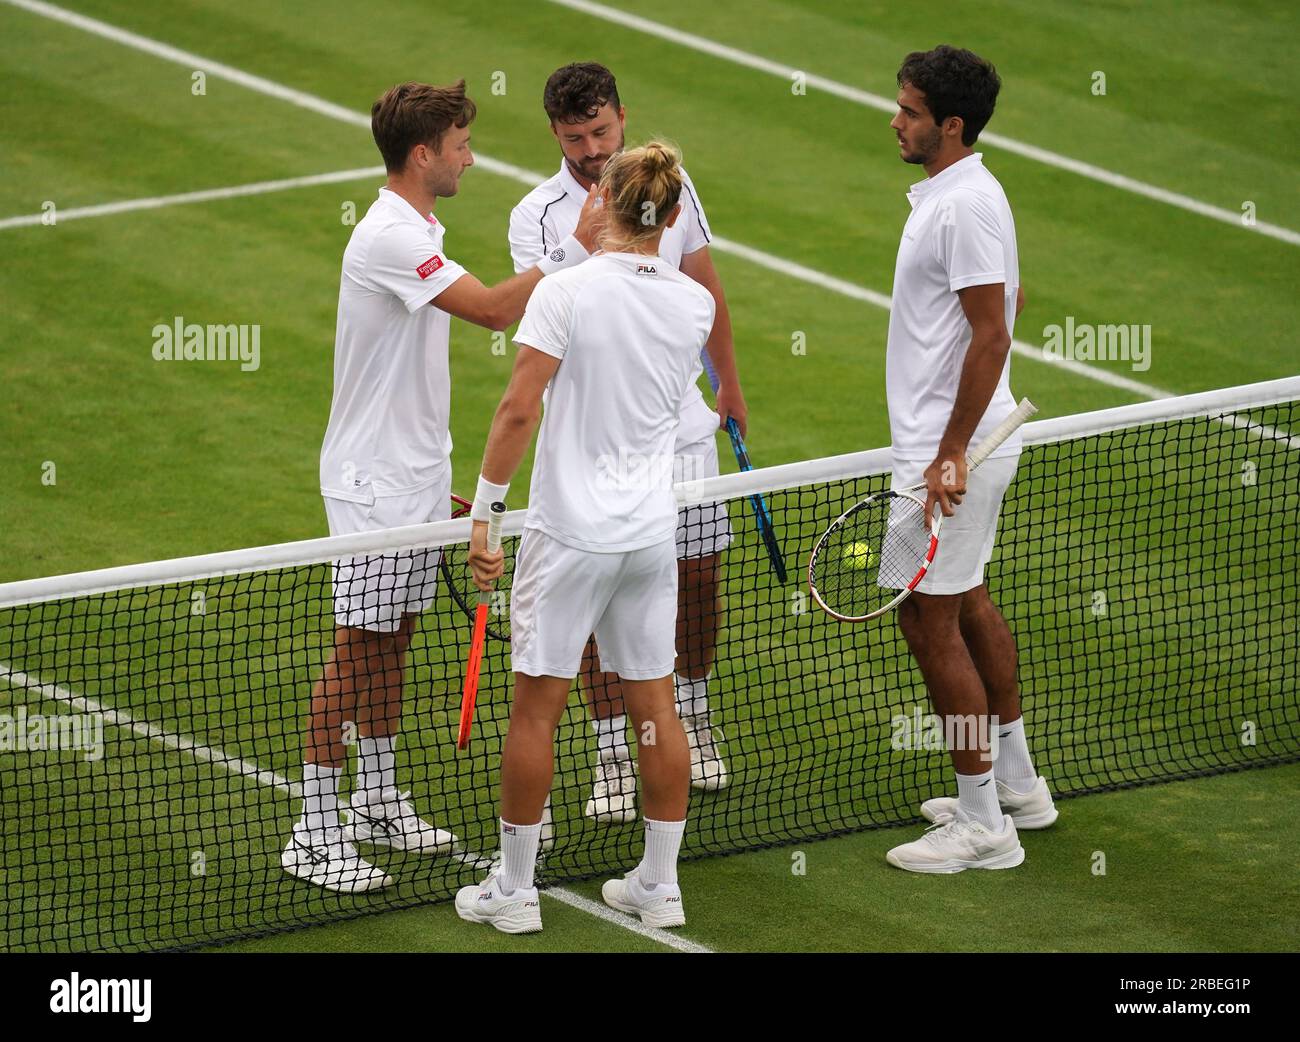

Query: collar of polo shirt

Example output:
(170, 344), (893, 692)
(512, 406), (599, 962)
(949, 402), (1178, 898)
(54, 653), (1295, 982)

(557, 161), (592, 204)
(377, 185), (438, 226)
(908, 152), (985, 202)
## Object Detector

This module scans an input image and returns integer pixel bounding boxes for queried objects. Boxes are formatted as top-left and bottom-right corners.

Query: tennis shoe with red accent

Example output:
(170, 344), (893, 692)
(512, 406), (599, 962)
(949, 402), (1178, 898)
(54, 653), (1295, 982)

(886, 812), (1025, 874)
(281, 825), (393, 893)
(921, 776), (1059, 830)
(455, 870), (543, 934)
(601, 867), (686, 928)
(345, 789), (457, 855)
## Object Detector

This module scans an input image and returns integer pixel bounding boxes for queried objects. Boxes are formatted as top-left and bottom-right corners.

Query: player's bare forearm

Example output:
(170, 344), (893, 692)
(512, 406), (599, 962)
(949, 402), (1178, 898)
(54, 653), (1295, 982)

(939, 283), (1012, 454)
(481, 397), (540, 486)
(680, 247), (748, 434)
(434, 269), (543, 331)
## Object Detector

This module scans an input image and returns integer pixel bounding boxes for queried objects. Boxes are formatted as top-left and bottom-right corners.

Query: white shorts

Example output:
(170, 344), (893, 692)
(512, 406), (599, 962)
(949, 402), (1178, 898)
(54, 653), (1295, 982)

(511, 529), (678, 680)
(674, 432), (732, 560)
(323, 480), (451, 633)
(886, 454), (1019, 596)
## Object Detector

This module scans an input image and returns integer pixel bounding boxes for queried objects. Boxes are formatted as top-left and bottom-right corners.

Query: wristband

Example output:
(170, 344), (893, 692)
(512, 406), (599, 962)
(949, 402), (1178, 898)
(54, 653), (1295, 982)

(471, 474), (510, 522)
(536, 234), (590, 275)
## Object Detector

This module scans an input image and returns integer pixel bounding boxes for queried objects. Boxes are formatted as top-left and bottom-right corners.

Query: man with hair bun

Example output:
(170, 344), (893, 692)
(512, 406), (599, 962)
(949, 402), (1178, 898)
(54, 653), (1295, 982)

(457, 141), (714, 933)
(509, 62), (745, 837)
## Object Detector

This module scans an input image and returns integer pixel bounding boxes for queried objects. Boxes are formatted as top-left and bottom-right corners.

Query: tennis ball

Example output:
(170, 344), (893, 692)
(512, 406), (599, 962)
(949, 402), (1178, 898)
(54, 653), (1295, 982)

(844, 542), (875, 569)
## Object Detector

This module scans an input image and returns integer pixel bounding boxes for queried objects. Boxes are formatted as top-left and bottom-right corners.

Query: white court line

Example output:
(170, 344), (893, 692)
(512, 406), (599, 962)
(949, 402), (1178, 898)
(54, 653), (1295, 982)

(542, 0), (1300, 248)
(0, 660), (711, 952)
(7, 0), (1296, 435)
(0, 166), (385, 230)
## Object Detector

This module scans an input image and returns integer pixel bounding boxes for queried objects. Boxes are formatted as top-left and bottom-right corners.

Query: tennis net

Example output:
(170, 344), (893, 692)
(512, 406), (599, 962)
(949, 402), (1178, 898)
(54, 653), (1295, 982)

(1, 376), (1297, 951)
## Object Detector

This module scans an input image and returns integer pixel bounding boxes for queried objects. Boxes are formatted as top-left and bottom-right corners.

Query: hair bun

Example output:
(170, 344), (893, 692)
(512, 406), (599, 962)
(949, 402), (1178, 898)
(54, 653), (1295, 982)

(642, 140), (679, 172)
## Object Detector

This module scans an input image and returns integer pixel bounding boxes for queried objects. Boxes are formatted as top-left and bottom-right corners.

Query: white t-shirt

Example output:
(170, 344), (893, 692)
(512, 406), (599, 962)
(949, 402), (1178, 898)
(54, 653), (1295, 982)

(320, 187), (468, 503)
(513, 253), (716, 552)
(510, 161), (720, 447)
(886, 153), (1021, 463)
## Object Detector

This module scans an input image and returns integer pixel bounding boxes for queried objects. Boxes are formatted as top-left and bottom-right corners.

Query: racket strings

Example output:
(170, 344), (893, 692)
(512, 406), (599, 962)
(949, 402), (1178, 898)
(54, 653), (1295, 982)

(812, 495), (933, 618)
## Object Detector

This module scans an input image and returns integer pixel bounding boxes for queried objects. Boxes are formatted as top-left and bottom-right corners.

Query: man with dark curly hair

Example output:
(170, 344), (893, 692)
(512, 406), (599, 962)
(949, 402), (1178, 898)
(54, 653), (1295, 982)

(509, 62), (747, 837)
(880, 46), (1057, 874)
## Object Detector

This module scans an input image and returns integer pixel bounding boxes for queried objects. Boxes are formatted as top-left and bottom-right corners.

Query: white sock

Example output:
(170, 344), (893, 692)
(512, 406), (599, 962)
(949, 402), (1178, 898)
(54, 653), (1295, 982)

(638, 817), (686, 887)
(357, 733), (397, 804)
(674, 674), (710, 719)
(499, 819), (542, 894)
(992, 717), (1037, 792)
(591, 714), (629, 760)
(300, 762), (342, 837)
(956, 770), (1003, 831)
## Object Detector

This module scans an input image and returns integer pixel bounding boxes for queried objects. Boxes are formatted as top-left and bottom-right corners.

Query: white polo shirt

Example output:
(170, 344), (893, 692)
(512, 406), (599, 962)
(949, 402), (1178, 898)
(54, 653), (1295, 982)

(510, 161), (720, 448)
(320, 187), (469, 504)
(886, 153), (1021, 463)
(513, 253), (716, 552)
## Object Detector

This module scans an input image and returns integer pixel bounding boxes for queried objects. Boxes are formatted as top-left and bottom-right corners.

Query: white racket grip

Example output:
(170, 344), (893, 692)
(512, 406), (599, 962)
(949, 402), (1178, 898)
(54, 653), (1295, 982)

(486, 501), (506, 553)
(965, 398), (1038, 472)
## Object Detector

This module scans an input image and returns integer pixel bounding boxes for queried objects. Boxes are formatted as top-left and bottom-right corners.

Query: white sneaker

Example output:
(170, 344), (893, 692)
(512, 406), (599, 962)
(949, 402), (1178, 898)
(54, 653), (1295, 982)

(455, 870), (543, 934)
(344, 790), (457, 855)
(921, 776), (1058, 830)
(281, 824), (393, 893)
(886, 813), (1025, 874)
(683, 713), (729, 791)
(585, 752), (638, 823)
(601, 867), (685, 928)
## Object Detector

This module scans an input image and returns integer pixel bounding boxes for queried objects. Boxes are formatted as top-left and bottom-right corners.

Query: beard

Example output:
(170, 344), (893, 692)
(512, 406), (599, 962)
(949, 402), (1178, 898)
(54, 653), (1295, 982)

(568, 128), (625, 182)
(900, 125), (942, 165)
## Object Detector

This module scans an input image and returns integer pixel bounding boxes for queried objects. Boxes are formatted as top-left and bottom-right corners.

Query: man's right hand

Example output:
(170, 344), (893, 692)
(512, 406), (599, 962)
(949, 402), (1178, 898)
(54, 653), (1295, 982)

(573, 184), (606, 252)
(468, 520), (504, 592)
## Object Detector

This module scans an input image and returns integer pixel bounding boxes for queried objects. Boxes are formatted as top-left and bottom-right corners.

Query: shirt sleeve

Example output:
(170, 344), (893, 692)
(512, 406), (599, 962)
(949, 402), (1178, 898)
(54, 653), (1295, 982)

(508, 198), (544, 275)
(513, 275), (577, 359)
(935, 188), (1005, 292)
(365, 223), (469, 313)
(677, 167), (713, 257)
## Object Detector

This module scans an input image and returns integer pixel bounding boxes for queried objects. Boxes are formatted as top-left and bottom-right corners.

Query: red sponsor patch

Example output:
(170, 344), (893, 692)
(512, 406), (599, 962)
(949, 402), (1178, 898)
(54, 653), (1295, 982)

(417, 255), (445, 279)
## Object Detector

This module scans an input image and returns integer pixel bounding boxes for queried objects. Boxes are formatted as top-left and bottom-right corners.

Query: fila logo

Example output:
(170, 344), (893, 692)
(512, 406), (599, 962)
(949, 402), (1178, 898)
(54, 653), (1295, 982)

(503, 824), (516, 835)
(417, 255), (445, 279)
(550, 247), (566, 263)
(635, 263), (658, 276)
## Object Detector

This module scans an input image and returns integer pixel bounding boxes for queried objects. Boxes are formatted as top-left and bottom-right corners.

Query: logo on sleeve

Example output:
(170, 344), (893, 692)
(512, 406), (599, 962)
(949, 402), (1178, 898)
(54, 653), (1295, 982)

(635, 263), (658, 276)
(417, 255), (445, 279)
(550, 247), (566, 263)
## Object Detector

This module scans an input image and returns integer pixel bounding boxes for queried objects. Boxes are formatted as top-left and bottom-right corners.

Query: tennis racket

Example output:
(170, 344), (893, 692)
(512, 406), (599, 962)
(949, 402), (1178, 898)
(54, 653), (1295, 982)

(443, 495), (513, 641)
(456, 500), (505, 750)
(701, 349), (788, 583)
(808, 398), (1037, 622)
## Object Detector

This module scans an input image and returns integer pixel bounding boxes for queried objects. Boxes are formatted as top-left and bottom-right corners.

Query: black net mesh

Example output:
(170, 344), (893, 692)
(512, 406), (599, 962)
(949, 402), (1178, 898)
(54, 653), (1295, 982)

(0, 400), (1296, 951)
